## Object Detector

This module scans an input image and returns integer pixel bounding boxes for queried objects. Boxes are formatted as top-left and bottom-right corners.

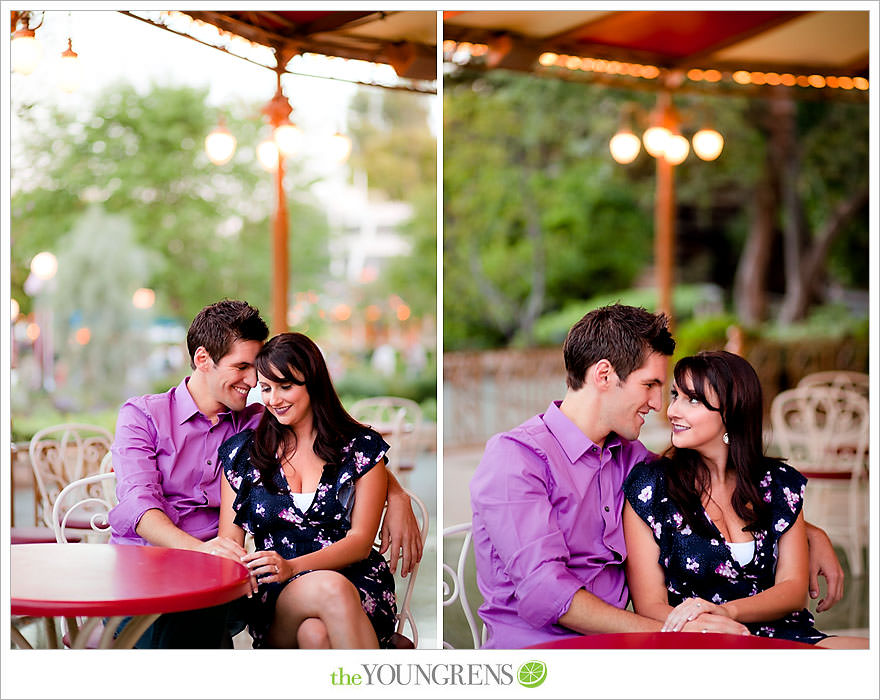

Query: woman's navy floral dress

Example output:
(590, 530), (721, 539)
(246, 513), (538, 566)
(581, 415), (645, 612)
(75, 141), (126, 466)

(624, 458), (827, 644)
(219, 427), (397, 648)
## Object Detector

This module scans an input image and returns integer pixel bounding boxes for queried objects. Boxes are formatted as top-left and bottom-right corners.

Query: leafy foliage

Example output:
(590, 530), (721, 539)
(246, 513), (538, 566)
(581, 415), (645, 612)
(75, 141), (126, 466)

(11, 82), (330, 322)
(443, 71), (655, 349)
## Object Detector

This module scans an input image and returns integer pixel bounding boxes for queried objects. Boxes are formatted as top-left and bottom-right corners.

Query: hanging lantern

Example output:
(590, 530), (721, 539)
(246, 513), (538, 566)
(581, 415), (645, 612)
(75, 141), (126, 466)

(205, 118), (237, 165)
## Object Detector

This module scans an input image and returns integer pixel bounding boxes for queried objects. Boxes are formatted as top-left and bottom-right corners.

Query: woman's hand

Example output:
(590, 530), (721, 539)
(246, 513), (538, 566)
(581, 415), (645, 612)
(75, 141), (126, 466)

(241, 549), (294, 585)
(662, 597), (728, 632)
(681, 612), (750, 636)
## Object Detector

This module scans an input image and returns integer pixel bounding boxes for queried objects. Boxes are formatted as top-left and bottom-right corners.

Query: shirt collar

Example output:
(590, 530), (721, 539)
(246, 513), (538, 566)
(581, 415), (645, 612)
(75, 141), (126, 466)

(542, 400), (623, 464)
(174, 376), (234, 426)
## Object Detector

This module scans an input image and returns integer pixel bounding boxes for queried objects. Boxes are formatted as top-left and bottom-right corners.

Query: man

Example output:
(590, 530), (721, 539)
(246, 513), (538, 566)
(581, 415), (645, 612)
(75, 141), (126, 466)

(109, 299), (422, 647)
(470, 304), (843, 648)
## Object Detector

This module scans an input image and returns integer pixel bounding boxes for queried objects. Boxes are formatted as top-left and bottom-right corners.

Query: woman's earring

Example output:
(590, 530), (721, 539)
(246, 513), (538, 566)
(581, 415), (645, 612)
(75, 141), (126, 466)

(722, 432), (729, 445)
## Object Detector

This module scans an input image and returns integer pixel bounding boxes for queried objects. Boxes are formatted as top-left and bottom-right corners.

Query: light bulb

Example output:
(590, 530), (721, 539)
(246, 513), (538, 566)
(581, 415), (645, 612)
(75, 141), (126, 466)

(257, 139), (279, 171)
(30, 251), (58, 280)
(58, 39), (80, 93)
(609, 130), (641, 164)
(274, 122), (303, 157)
(329, 132), (352, 164)
(132, 288), (156, 309)
(664, 134), (690, 165)
(12, 28), (42, 75)
(205, 123), (236, 165)
(692, 128), (724, 161)
(642, 126), (671, 158)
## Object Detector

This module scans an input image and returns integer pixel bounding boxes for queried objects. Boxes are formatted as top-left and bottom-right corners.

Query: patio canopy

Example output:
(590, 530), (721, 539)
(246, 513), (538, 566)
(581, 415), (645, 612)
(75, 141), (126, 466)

(444, 10), (868, 100)
(123, 10), (437, 91)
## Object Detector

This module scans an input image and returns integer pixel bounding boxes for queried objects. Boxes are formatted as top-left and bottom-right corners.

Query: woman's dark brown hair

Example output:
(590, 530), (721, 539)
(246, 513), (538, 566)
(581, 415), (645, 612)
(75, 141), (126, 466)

(664, 350), (772, 536)
(250, 333), (365, 493)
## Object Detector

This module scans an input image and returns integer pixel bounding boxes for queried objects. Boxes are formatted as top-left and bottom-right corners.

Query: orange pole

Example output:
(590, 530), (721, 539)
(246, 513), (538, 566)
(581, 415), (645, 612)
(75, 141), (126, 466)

(654, 145), (675, 417)
(272, 153), (289, 335)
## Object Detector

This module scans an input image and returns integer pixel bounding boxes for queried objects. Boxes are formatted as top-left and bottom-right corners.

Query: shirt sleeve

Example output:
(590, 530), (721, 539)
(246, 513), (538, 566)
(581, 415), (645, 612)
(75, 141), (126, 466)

(623, 460), (661, 528)
(766, 462), (807, 536)
(218, 430), (255, 520)
(470, 435), (588, 630)
(107, 400), (179, 538)
(336, 429), (390, 513)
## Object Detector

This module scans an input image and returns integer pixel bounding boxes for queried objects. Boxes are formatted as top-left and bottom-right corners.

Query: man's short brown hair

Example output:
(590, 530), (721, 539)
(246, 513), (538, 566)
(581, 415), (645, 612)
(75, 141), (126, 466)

(563, 303), (674, 389)
(186, 299), (269, 369)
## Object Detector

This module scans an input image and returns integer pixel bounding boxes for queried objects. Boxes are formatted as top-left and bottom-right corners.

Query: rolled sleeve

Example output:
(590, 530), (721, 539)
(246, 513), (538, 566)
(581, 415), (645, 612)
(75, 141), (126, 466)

(108, 401), (178, 539)
(473, 438), (585, 629)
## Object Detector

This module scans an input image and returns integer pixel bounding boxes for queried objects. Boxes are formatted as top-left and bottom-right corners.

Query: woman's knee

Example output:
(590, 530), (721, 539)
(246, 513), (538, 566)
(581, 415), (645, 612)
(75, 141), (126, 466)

(297, 618), (330, 649)
(305, 571), (362, 609)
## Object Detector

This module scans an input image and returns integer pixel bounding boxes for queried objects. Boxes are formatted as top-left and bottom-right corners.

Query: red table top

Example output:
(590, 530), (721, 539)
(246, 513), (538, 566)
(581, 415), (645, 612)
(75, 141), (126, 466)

(12, 543), (251, 617)
(528, 631), (817, 650)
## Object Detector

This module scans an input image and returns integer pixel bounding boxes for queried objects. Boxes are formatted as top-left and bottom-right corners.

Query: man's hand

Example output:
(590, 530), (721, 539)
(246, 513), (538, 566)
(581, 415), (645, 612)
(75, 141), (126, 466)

(379, 489), (423, 577)
(198, 536), (256, 595)
(805, 523), (844, 612)
(197, 535), (247, 560)
(681, 612), (750, 636)
(662, 597), (728, 632)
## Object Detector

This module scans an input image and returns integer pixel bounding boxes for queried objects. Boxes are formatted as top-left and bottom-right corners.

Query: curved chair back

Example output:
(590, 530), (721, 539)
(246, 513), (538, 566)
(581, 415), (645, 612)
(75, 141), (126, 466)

(387, 488), (430, 648)
(770, 385), (869, 574)
(29, 423), (113, 529)
(442, 522), (485, 649)
(51, 472), (116, 544)
(350, 397), (423, 475)
(770, 386), (869, 476)
(797, 370), (869, 400)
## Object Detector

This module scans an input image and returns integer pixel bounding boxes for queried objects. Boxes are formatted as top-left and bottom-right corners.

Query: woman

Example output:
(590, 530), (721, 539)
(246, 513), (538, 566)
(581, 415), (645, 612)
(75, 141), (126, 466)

(623, 351), (866, 648)
(218, 332), (397, 648)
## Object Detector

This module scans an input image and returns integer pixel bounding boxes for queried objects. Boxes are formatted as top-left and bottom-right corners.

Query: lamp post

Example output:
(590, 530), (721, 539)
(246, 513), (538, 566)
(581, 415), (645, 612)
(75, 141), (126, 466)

(262, 68), (295, 335)
(609, 91), (724, 323)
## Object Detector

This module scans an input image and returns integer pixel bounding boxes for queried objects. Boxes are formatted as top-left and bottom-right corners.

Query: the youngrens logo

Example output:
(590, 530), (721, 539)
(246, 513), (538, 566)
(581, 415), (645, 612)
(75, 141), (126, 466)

(330, 661), (547, 688)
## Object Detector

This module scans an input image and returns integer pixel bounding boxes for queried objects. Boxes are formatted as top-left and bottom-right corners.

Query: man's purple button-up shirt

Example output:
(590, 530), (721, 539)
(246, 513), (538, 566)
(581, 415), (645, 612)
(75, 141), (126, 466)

(108, 377), (263, 546)
(470, 401), (651, 649)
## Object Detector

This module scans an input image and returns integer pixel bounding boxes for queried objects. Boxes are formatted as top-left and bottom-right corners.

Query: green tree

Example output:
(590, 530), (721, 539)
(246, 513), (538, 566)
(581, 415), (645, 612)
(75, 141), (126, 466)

(443, 71), (654, 349)
(45, 205), (154, 409)
(12, 81), (329, 323)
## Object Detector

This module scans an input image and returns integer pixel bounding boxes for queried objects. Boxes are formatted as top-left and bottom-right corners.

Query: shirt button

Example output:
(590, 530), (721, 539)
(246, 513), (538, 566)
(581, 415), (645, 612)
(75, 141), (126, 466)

(591, 446), (597, 452)
(604, 506), (610, 512)
(207, 460), (212, 465)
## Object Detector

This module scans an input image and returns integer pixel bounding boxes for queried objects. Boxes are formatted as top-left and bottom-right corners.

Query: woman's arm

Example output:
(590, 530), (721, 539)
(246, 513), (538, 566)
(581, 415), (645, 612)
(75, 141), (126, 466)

(219, 471), (257, 595)
(244, 460), (388, 581)
(218, 471), (246, 547)
(719, 511), (810, 623)
(623, 500), (675, 622)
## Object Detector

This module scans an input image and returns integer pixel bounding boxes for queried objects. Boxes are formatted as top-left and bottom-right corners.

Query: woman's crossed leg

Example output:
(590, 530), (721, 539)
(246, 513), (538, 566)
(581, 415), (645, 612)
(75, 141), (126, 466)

(266, 570), (379, 649)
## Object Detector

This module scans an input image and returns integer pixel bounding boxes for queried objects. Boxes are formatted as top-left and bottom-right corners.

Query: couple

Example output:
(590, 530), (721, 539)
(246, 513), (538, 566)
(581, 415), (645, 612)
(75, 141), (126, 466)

(108, 299), (422, 649)
(472, 304), (866, 648)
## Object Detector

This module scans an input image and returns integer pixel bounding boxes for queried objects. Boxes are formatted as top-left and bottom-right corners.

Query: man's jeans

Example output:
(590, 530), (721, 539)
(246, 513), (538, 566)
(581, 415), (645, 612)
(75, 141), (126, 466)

(113, 597), (248, 649)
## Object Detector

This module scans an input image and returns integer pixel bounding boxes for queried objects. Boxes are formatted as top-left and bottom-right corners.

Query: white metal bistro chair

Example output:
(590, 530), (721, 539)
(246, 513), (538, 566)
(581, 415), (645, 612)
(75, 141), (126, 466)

(52, 472), (116, 544)
(442, 522), (485, 649)
(381, 487), (430, 649)
(770, 385), (869, 575)
(350, 397), (424, 477)
(797, 370), (869, 399)
(46, 472), (118, 648)
(28, 423), (113, 532)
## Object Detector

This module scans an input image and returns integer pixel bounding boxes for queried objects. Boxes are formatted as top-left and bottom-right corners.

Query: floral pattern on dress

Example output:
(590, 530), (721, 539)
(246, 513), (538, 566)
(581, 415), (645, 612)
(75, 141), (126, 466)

(623, 458), (826, 644)
(218, 427), (397, 648)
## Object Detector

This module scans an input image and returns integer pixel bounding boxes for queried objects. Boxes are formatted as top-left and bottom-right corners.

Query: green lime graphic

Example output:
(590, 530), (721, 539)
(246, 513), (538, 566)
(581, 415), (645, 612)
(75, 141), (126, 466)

(517, 660), (547, 688)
